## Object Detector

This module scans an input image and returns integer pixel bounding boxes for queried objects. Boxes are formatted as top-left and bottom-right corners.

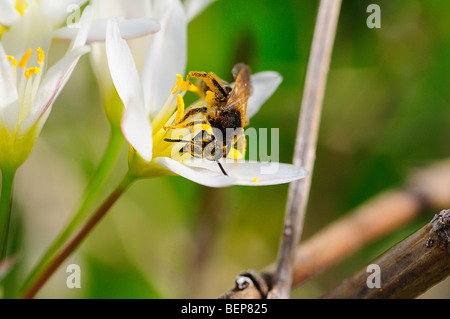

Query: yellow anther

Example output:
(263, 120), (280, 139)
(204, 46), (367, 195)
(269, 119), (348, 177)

(36, 47), (45, 65)
(15, 0), (29, 16)
(18, 48), (32, 68)
(171, 74), (191, 94)
(7, 55), (18, 66)
(227, 148), (244, 160)
(176, 94), (185, 109)
(25, 67), (40, 79)
(253, 177), (258, 183)
(199, 101), (204, 106)
(171, 93), (186, 125)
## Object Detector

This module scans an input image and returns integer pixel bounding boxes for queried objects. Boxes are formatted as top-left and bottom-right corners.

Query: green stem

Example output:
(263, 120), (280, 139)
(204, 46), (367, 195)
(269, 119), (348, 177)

(21, 172), (137, 299)
(18, 127), (123, 295)
(0, 168), (16, 264)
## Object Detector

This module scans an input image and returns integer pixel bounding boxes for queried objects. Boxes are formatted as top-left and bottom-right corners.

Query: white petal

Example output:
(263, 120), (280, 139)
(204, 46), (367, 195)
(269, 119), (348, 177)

(246, 71), (282, 119)
(0, 43), (19, 129)
(105, 19), (145, 110)
(54, 17), (160, 43)
(0, 43), (18, 110)
(92, 0), (153, 19)
(40, 0), (89, 27)
(141, 0), (187, 116)
(184, 159), (308, 186)
(0, 0), (20, 26)
(154, 157), (235, 188)
(1, 1), (53, 57)
(184, 0), (216, 22)
(121, 99), (153, 162)
(70, 5), (93, 49)
(19, 45), (91, 135)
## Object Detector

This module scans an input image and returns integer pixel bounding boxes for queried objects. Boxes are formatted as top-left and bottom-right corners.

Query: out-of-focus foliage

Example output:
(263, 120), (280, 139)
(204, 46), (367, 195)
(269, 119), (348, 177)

(8, 0), (450, 298)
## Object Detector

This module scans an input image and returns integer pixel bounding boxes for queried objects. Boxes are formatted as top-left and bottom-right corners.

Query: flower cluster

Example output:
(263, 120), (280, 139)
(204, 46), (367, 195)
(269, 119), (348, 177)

(0, 0), (309, 298)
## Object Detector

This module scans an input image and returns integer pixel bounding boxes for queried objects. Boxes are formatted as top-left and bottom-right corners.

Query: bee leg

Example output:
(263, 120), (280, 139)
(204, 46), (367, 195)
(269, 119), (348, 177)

(186, 71), (228, 102)
(216, 161), (228, 176)
(166, 119), (213, 135)
(178, 105), (207, 123)
(163, 138), (190, 143)
(164, 94), (209, 130)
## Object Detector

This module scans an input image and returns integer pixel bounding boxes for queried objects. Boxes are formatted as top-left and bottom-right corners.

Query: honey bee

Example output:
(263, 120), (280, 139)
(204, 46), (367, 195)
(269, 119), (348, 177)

(164, 63), (252, 175)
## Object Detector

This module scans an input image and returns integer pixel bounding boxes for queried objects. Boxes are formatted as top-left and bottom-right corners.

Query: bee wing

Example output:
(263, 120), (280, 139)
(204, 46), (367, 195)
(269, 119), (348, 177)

(224, 64), (252, 122)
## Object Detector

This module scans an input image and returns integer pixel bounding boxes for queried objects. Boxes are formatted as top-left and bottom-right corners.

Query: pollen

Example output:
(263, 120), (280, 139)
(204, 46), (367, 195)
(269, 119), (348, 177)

(25, 67), (40, 79)
(36, 47), (45, 65)
(18, 48), (32, 68)
(176, 94), (185, 110)
(171, 74), (191, 94)
(7, 55), (18, 66)
(9, 47), (46, 79)
(205, 90), (216, 105)
(253, 177), (258, 183)
(193, 123), (213, 135)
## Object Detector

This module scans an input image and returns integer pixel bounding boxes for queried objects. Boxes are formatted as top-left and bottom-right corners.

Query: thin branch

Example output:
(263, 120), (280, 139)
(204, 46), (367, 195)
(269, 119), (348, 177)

(270, 0), (342, 299)
(20, 174), (136, 299)
(219, 159), (450, 298)
(321, 209), (450, 299)
(285, 159), (450, 286)
(268, 190), (424, 286)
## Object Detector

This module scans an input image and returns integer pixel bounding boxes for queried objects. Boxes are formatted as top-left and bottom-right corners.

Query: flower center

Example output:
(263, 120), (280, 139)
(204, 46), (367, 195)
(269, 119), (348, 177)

(6, 47), (45, 122)
(153, 74), (245, 163)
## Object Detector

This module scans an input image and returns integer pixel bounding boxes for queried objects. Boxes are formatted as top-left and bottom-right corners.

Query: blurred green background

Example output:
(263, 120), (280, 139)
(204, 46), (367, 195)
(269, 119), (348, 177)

(6, 0), (450, 298)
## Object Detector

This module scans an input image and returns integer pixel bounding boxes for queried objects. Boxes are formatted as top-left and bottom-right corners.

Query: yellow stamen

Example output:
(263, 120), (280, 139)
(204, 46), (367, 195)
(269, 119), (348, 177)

(18, 48), (32, 68)
(15, 0), (29, 16)
(36, 47), (45, 65)
(175, 94), (185, 122)
(25, 67), (40, 79)
(171, 74), (191, 94)
(181, 80), (191, 91)
(253, 177), (258, 183)
(7, 55), (18, 66)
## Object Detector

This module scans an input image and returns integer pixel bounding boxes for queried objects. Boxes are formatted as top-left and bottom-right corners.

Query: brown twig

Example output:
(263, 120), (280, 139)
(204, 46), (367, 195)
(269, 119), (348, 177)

(268, 190), (424, 286)
(269, 0), (342, 299)
(219, 159), (450, 298)
(286, 159), (450, 286)
(321, 209), (450, 299)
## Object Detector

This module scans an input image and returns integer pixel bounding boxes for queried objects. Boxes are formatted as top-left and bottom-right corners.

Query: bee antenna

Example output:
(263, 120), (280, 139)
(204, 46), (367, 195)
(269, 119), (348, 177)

(216, 161), (228, 176)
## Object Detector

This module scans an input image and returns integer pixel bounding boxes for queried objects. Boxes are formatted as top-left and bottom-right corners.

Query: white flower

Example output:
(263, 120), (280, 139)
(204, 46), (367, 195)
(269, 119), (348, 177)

(184, 0), (217, 22)
(1, 1), (160, 54)
(0, 6), (92, 170)
(105, 3), (308, 187)
(87, 0), (174, 126)
(1, 0), (88, 56)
